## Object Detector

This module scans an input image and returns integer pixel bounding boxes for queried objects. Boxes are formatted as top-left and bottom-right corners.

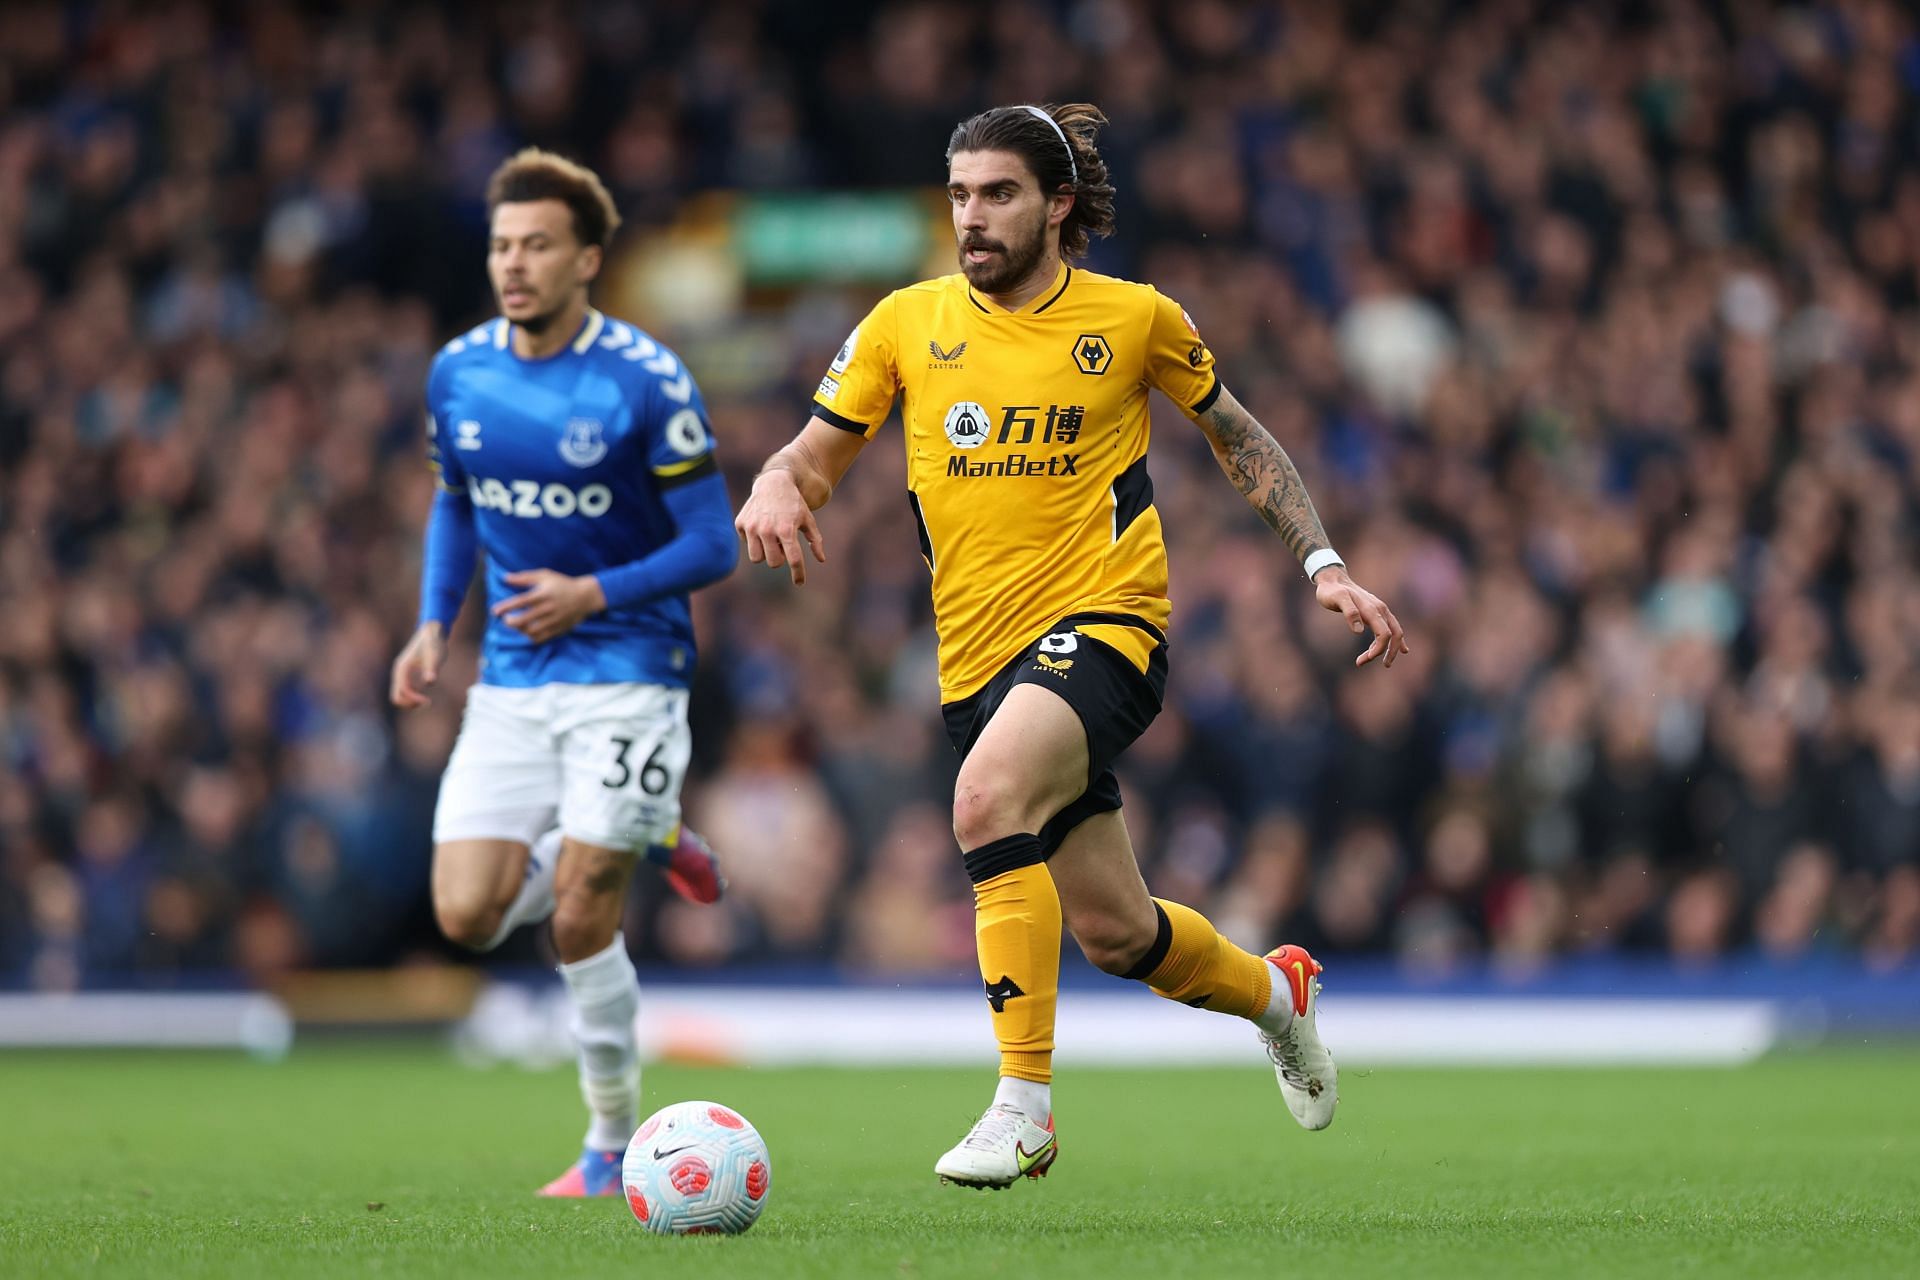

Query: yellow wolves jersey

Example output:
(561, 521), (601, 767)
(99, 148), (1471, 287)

(811, 263), (1220, 701)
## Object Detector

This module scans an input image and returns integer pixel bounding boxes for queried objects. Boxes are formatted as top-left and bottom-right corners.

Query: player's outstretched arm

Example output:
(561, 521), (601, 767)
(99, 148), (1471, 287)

(735, 416), (867, 585)
(393, 483), (477, 706)
(1193, 386), (1410, 669)
(391, 622), (448, 708)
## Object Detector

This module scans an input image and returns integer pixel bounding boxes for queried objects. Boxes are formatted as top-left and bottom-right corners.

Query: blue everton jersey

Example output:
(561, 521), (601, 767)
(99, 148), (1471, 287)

(424, 310), (719, 688)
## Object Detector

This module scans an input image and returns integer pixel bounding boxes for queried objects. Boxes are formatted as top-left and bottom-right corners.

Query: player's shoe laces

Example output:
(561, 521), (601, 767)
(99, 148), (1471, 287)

(646, 826), (727, 905)
(536, 1147), (623, 1198)
(1261, 944), (1338, 1131)
(934, 1104), (1057, 1189)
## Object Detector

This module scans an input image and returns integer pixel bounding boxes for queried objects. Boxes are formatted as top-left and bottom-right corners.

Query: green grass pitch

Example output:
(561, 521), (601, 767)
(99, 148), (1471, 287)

(2, 1045), (1916, 1278)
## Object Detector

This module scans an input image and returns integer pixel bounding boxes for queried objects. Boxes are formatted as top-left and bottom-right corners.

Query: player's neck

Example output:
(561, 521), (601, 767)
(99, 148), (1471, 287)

(976, 254), (1065, 313)
(510, 295), (591, 360)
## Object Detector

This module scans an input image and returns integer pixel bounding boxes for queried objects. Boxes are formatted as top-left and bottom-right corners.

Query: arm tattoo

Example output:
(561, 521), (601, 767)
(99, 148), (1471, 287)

(1204, 401), (1330, 563)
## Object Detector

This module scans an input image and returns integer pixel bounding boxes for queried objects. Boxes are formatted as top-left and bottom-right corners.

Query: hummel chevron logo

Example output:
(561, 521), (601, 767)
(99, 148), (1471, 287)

(929, 340), (967, 363)
(983, 975), (1025, 1012)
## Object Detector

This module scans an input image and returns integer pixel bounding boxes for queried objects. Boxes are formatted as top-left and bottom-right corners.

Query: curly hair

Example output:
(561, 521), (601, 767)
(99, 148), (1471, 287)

(945, 103), (1117, 260)
(484, 147), (622, 249)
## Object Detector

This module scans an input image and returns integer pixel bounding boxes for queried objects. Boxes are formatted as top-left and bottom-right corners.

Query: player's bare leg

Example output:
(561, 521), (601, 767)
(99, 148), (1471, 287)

(538, 837), (644, 1197)
(1046, 810), (1153, 971)
(936, 684), (1088, 1188)
(1051, 809), (1337, 1130)
(431, 835), (558, 953)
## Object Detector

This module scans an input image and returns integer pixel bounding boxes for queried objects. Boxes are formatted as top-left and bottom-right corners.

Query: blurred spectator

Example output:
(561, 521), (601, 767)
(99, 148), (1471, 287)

(840, 801), (975, 975)
(2, 0), (1917, 989)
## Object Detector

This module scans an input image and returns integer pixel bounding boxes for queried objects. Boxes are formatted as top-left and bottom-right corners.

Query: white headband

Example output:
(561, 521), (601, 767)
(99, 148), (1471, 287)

(1020, 105), (1077, 187)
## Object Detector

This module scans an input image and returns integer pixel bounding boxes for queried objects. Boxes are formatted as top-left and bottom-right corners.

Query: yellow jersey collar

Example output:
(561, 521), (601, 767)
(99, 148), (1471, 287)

(967, 262), (1073, 317)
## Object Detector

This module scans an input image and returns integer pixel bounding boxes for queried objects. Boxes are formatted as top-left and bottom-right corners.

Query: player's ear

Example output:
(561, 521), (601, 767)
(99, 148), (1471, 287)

(577, 243), (604, 284)
(1048, 190), (1074, 229)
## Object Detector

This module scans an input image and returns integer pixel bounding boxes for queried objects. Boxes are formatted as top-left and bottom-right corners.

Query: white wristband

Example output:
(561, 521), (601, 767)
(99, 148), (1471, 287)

(1303, 548), (1345, 581)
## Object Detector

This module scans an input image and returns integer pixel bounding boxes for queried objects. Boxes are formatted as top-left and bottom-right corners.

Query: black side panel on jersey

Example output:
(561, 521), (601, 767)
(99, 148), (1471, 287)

(1112, 455), (1154, 540)
(907, 491), (934, 568)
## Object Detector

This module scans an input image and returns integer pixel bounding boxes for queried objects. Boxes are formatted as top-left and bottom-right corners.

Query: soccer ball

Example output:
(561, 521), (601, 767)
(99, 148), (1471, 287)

(621, 1100), (771, 1235)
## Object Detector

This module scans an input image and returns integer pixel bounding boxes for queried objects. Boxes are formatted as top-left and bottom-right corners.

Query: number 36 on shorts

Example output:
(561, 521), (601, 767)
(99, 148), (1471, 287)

(433, 683), (693, 851)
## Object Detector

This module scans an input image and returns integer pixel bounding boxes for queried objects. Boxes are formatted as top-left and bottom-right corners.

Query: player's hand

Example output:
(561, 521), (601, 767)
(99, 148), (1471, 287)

(735, 469), (827, 585)
(492, 569), (606, 643)
(1313, 566), (1410, 669)
(390, 623), (448, 708)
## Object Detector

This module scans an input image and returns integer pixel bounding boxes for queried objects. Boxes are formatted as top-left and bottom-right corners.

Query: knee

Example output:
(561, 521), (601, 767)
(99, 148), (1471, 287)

(435, 897), (504, 952)
(1068, 906), (1156, 976)
(952, 771), (1039, 851)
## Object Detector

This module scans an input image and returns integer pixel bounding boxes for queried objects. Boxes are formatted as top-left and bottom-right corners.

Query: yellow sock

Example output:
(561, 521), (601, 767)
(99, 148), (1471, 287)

(1126, 899), (1272, 1019)
(967, 841), (1060, 1084)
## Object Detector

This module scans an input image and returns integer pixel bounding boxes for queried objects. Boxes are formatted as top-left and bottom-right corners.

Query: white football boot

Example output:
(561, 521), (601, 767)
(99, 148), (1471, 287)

(1260, 944), (1338, 1130)
(934, 1104), (1057, 1189)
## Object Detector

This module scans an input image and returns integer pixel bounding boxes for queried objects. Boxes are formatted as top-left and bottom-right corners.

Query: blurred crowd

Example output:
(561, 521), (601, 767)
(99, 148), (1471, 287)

(3, 0), (1918, 991)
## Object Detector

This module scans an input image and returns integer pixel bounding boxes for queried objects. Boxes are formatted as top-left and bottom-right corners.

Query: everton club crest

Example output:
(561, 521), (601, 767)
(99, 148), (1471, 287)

(560, 418), (608, 467)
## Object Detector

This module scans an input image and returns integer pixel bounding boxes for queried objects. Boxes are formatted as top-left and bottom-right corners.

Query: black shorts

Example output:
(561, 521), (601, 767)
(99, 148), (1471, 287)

(941, 612), (1169, 857)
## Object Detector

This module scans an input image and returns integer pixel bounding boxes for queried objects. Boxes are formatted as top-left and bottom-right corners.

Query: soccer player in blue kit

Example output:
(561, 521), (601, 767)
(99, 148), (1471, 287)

(389, 150), (738, 1196)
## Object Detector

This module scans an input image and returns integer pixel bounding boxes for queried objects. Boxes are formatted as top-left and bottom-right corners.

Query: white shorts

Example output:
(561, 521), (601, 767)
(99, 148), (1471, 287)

(432, 682), (692, 851)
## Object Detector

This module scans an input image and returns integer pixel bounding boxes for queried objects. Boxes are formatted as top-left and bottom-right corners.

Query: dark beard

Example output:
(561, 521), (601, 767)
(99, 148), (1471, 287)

(512, 301), (561, 335)
(959, 220), (1048, 294)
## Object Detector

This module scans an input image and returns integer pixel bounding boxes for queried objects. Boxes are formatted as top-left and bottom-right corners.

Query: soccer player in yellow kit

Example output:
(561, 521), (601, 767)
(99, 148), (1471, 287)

(736, 104), (1409, 1188)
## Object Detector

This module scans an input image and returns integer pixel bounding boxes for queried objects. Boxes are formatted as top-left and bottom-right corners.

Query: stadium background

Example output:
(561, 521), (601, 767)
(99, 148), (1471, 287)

(2, 0), (1917, 1004)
